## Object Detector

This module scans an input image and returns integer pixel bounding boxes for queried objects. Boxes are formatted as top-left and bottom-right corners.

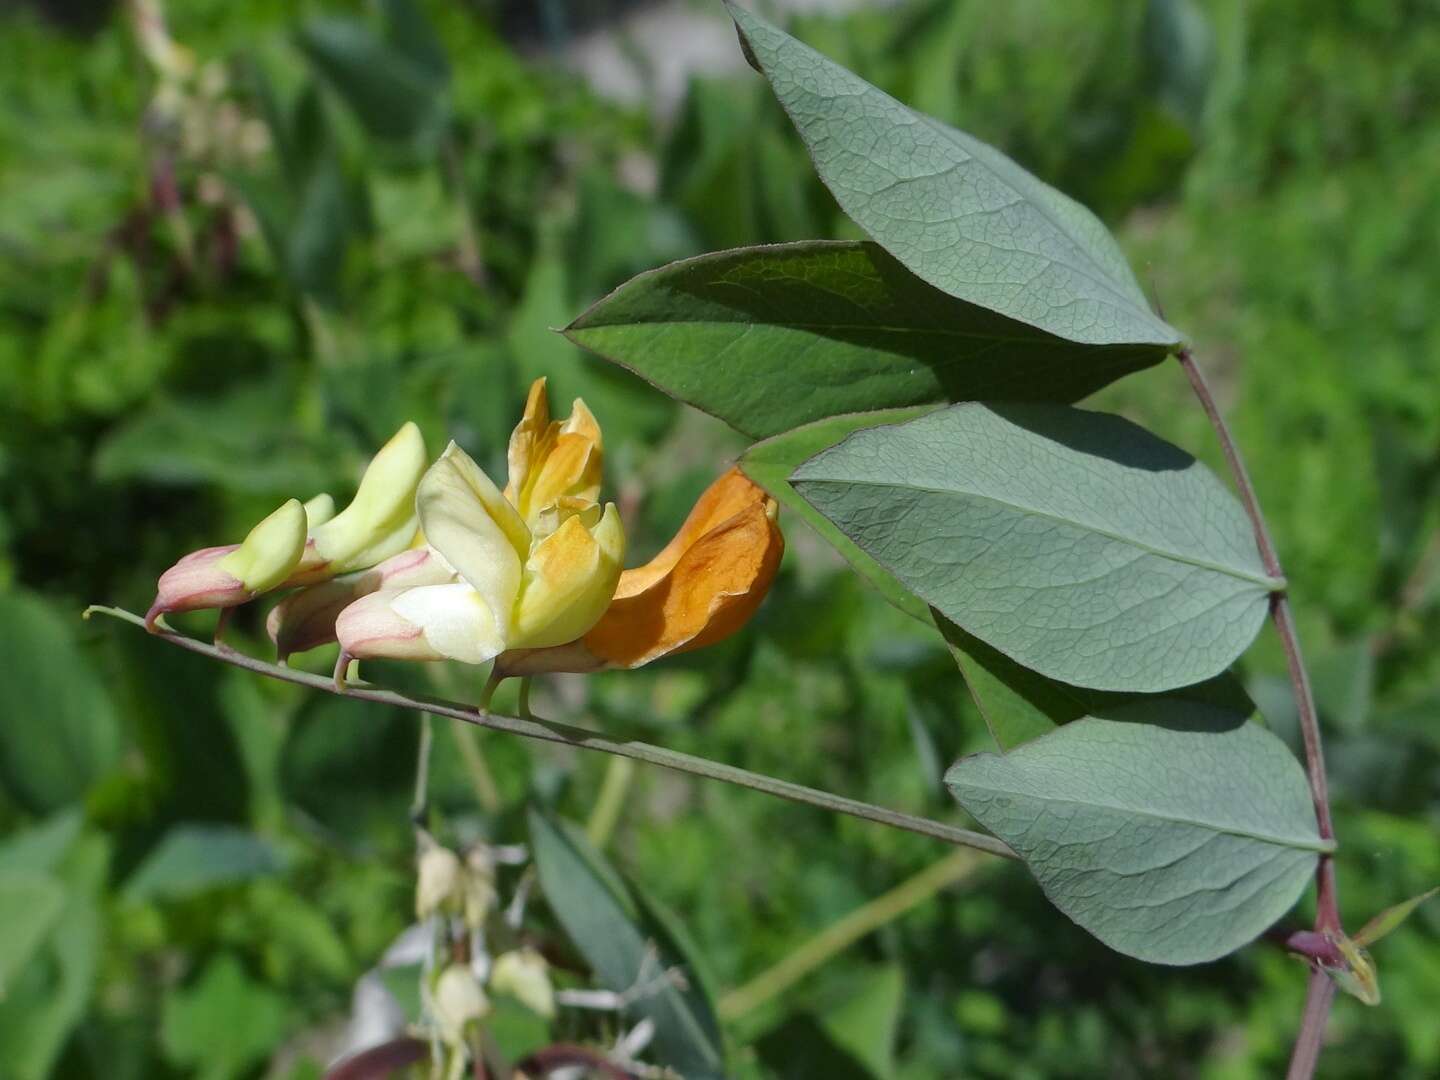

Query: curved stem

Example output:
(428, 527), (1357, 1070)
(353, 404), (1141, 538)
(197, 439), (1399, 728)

(1176, 348), (1341, 1079)
(1176, 351), (1337, 896)
(86, 606), (1018, 860)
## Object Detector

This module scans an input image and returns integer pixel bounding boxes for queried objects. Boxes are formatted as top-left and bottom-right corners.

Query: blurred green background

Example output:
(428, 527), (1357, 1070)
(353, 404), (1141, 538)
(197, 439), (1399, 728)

(2, 0), (1438, 1077)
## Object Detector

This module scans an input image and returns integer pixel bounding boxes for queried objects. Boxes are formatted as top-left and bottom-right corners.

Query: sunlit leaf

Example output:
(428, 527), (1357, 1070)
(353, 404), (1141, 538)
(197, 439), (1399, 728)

(727, 4), (1181, 348)
(740, 408), (933, 621)
(936, 614), (1261, 750)
(793, 403), (1282, 692)
(568, 241), (1166, 438)
(946, 701), (1325, 964)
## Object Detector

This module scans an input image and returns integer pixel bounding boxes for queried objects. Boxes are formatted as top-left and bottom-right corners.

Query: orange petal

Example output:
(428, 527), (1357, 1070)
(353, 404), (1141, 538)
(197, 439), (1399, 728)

(614, 467), (772, 601)
(583, 469), (782, 668)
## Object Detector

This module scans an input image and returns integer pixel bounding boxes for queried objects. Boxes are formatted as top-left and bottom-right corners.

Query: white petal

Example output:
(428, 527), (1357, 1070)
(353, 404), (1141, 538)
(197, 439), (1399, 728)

(392, 583), (506, 665)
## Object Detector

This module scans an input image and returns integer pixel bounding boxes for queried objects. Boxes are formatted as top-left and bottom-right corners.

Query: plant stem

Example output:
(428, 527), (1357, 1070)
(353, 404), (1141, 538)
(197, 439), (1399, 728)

(718, 849), (988, 1022)
(1176, 348), (1340, 1077)
(1286, 970), (1337, 1080)
(88, 606), (1017, 860)
(412, 714), (433, 825)
(1175, 350), (1337, 904)
(586, 757), (635, 850)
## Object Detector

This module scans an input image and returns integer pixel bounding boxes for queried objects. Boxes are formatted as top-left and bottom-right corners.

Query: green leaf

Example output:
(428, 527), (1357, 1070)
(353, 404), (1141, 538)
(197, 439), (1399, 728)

(755, 1014), (878, 1080)
(726, 4), (1181, 348)
(740, 408), (934, 621)
(298, 16), (447, 147)
(0, 590), (120, 812)
(819, 965), (904, 1080)
(0, 831), (108, 1080)
(567, 241), (1166, 438)
(792, 403), (1281, 693)
(528, 808), (726, 1079)
(123, 826), (283, 902)
(0, 811), (84, 874)
(160, 954), (290, 1080)
(945, 701), (1325, 964)
(0, 874), (66, 998)
(937, 614), (1262, 750)
(1353, 886), (1439, 948)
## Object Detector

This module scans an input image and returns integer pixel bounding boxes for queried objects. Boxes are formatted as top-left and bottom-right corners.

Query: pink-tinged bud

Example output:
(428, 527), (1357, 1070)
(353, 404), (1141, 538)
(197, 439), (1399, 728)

(267, 547), (455, 661)
(146, 498), (308, 629)
(146, 545), (245, 629)
(333, 590), (448, 662)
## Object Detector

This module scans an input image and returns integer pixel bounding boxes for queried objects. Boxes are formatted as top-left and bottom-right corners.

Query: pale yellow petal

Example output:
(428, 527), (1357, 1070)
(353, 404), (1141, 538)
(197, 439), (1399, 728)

(417, 441), (528, 640)
(302, 493), (336, 528)
(311, 421), (427, 572)
(391, 582), (507, 665)
(217, 498), (308, 593)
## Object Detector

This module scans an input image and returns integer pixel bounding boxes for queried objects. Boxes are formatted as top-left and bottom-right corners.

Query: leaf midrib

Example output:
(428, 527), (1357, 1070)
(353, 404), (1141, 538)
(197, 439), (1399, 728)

(949, 777), (1333, 854)
(796, 474), (1283, 591)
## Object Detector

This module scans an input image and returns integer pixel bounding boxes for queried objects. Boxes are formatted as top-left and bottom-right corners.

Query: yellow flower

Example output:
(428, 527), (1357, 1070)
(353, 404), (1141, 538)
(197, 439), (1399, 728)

(496, 467), (783, 676)
(145, 422), (427, 628)
(335, 382), (624, 667)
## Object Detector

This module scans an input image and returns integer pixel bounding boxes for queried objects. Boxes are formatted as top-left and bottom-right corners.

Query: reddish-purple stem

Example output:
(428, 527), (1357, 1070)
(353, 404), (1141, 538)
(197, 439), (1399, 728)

(1286, 970), (1337, 1080)
(1176, 348), (1342, 1077)
(323, 1038), (427, 1080)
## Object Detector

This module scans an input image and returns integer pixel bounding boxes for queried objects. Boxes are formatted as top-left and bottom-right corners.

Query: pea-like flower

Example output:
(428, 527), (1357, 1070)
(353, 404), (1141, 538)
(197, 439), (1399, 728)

(494, 466), (783, 676)
(334, 381), (625, 668)
(145, 422), (427, 628)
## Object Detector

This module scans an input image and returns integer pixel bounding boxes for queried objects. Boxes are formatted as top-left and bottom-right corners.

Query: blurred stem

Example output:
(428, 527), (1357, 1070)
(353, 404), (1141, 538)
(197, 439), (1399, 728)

(586, 757), (635, 850)
(718, 849), (988, 1022)
(1176, 348), (1339, 1079)
(88, 606), (1018, 860)
(412, 713), (433, 825)
(451, 723), (502, 815)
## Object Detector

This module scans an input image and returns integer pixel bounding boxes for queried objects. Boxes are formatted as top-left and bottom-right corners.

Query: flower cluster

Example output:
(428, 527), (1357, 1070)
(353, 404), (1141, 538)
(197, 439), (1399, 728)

(148, 378), (783, 687)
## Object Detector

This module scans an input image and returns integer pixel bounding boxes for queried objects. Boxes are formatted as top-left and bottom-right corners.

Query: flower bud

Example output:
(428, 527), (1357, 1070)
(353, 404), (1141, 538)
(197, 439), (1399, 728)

(432, 964), (489, 1045)
(146, 498), (307, 628)
(415, 841), (462, 920)
(296, 422), (427, 580)
(302, 492), (336, 527)
(267, 546), (455, 661)
(217, 498), (308, 593)
(147, 423), (427, 628)
(489, 948), (555, 1019)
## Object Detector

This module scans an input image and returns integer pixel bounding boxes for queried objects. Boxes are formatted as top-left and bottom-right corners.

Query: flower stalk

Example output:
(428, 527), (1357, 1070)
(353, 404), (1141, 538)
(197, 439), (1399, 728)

(85, 604), (1018, 860)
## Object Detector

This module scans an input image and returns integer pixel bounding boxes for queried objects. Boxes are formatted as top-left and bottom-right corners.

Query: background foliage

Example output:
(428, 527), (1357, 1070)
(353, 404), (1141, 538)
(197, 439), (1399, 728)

(1, 0), (1438, 1076)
